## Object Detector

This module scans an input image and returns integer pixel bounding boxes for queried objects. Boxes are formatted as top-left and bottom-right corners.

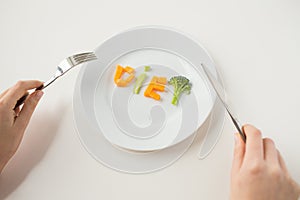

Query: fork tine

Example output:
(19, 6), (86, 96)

(74, 53), (96, 60)
(70, 52), (96, 64)
(78, 57), (97, 64)
(75, 56), (97, 64)
(72, 52), (95, 59)
(74, 55), (97, 63)
(73, 53), (96, 62)
(73, 53), (95, 59)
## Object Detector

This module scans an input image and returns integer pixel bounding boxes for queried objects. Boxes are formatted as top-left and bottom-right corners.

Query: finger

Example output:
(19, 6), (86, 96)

(14, 106), (21, 116)
(232, 132), (246, 172)
(263, 138), (279, 164)
(243, 124), (264, 162)
(3, 80), (43, 108)
(277, 150), (288, 173)
(14, 90), (43, 131)
(0, 88), (10, 100)
(13, 91), (29, 110)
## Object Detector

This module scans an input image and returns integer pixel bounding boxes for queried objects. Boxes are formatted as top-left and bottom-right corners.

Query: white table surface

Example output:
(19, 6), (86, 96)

(0, 0), (299, 199)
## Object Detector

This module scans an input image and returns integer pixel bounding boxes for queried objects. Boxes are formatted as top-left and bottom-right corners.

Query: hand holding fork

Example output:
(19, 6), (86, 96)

(14, 52), (97, 109)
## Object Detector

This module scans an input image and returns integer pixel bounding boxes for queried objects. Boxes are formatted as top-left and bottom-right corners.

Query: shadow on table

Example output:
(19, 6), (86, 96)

(0, 105), (67, 199)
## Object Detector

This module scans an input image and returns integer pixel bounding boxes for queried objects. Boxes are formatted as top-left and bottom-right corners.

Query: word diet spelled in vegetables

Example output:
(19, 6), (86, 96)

(113, 65), (192, 105)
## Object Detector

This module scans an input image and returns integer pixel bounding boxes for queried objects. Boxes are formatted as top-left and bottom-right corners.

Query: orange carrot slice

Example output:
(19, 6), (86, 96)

(114, 65), (125, 84)
(114, 65), (135, 87)
(149, 91), (160, 100)
(152, 84), (165, 91)
(156, 77), (167, 85)
(144, 85), (154, 97)
(124, 66), (134, 74)
(144, 76), (166, 100)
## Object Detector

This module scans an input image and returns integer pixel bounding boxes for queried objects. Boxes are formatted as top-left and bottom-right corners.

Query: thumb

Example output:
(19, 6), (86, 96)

(15, 90), (43, 131)
(231, 132), (245, 173)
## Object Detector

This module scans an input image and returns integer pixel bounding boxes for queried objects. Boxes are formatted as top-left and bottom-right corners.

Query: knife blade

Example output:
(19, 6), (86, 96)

(201, 63), (246, 142)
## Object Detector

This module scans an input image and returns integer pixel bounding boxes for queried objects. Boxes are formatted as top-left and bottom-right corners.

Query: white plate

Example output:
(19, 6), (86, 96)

(73, 77), (224, 174)
(74, 84), (197, 173)
(76, 26), (217, 151)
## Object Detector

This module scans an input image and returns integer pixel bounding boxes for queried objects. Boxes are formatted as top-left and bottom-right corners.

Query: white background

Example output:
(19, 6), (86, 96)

(0, 0), (299, 199)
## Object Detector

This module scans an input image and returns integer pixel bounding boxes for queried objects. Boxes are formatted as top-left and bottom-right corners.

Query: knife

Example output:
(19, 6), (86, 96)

(201, 63), (246, 142)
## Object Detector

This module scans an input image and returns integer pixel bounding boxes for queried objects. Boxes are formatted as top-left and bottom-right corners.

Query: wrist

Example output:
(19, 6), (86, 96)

(0, 151), (13, 174)
(0, 160), (7, 174)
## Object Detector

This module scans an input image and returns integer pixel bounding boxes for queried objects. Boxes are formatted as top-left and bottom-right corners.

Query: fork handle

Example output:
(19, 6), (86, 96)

(42, 76), (58, 90)
(14, 85), (44, 110)
(14, 75), (60, 109)
(14, 93), (29, 109)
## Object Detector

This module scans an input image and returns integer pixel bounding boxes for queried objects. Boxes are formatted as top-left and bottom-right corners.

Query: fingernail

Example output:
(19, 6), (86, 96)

(35, 90), (44, 100)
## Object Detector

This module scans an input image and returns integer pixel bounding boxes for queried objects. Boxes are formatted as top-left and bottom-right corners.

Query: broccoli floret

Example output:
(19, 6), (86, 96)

(168, 76), (192, 105)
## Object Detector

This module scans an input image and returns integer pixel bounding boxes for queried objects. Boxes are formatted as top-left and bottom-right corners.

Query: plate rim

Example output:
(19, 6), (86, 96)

(77, 25), (218, 151)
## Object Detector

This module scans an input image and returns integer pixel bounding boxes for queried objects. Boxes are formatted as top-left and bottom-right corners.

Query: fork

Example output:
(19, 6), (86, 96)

(14, 52), (97, 109)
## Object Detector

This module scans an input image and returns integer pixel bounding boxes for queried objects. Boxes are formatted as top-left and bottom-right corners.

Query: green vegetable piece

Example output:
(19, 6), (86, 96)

(168, 76), (192, 105)
(133, 73), (147, 94)
(144, 66), (151, 72)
